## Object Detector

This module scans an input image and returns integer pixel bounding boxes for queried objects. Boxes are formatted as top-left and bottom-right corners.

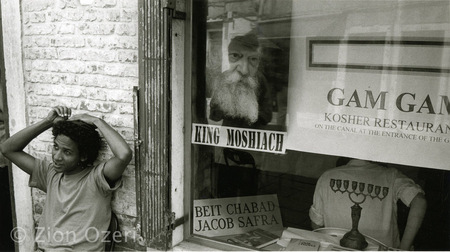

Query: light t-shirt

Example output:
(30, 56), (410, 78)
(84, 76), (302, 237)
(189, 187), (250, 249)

(309, 159), (424, 248)
(29, 159), (122, 251)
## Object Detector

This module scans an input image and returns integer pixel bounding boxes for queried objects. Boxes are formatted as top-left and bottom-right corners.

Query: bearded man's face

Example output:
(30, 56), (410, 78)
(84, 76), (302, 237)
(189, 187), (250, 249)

(228, 47), (261, 78)
(210, 67), (260, 124)
(210, 43), (262, 124)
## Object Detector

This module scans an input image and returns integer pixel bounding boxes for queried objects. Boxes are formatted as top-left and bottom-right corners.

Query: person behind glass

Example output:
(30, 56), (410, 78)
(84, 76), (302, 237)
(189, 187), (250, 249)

(209, 32), (272, 128)
(309, 158), (427, 250)
(0, 106), (132, 251)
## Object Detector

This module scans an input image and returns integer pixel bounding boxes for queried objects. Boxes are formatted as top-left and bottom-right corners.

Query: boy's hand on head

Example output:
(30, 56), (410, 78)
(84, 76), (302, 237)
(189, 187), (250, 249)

(46, 106), (72, 123)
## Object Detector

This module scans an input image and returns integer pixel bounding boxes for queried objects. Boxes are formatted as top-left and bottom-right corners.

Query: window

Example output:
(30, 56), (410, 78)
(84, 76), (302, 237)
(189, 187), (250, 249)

(188, 0), (450, 250)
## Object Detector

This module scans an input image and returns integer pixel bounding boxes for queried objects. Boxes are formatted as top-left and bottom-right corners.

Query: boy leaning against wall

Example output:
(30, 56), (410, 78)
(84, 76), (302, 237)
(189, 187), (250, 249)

(0, 106), (132, 251)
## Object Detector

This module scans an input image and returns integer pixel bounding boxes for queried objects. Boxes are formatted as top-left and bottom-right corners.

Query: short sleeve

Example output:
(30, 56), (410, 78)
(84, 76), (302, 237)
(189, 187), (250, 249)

(28, 159), (51, 192)
(92, 162), (123, 196)
(393, 170), (425, 207)
(309, 174), (326, 226)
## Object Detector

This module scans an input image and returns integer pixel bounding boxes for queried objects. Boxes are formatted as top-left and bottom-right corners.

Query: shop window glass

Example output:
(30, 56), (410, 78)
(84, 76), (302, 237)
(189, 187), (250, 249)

(189, 0), (450, 250)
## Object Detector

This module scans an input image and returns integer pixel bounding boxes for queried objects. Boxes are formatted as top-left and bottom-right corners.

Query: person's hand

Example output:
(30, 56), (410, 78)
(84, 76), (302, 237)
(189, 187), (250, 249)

(46, 106), (72, 123)
(70, 113), (100, 126)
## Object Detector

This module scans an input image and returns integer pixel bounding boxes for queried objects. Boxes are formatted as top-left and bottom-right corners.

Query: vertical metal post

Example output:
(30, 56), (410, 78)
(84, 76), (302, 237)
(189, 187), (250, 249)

(137, 0), (174, 249)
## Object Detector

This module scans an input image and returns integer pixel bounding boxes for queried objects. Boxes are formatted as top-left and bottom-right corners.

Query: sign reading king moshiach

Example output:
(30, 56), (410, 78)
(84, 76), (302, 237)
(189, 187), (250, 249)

(191, 123), (286, 154)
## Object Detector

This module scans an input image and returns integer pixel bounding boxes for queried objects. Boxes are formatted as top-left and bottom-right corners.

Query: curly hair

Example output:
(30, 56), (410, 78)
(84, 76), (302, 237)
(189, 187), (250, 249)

(52, 120), (101, 166)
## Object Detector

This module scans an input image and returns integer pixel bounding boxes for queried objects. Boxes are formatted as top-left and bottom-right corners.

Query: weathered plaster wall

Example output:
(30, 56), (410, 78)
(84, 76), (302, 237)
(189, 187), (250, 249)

(19, 0), (139, 249)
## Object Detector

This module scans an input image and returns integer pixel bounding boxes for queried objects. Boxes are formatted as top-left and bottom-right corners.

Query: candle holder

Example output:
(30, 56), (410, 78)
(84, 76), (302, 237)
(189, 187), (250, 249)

(330, 179), (389, 250)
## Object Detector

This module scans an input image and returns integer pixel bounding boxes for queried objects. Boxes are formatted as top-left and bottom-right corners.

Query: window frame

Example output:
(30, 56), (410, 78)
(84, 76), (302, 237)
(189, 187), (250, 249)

(181, 0), (450, 251)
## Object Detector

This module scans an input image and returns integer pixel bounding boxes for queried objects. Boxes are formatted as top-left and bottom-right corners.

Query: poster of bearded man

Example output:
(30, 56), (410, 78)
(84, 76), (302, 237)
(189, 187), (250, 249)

(208, 32), (278, 130)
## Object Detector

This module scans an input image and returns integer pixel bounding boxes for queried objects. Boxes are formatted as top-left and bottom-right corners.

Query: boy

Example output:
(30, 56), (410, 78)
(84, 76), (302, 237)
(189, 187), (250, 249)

(0, 106), (132, 251)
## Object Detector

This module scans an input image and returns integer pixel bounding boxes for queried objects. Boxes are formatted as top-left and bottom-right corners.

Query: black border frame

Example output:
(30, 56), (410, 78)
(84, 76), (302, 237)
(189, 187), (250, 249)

(309, 39), (450, 73)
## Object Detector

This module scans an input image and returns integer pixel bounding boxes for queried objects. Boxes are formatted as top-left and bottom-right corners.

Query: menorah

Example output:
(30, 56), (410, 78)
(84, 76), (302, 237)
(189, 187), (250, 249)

(330, 179), (389, 250)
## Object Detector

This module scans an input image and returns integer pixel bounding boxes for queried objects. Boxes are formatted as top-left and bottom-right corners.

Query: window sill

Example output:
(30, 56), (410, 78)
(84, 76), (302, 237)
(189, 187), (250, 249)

(173, 235), (254, 251)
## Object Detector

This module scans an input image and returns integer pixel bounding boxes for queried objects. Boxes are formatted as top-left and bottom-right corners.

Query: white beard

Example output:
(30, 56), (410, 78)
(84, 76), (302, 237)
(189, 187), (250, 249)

(210, 70), (259, 124)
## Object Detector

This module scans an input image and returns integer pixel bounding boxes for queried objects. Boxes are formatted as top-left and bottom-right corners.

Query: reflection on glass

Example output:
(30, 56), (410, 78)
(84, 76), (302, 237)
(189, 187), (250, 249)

(191, 0), (450, 251)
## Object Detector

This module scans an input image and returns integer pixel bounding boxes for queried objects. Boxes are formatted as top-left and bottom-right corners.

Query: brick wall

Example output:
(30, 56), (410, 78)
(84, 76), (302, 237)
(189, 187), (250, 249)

(20, 0), (139, 249)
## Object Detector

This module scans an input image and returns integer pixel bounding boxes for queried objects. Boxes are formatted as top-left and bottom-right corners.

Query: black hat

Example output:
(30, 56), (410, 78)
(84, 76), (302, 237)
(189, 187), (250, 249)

(228, 32), (259, 51)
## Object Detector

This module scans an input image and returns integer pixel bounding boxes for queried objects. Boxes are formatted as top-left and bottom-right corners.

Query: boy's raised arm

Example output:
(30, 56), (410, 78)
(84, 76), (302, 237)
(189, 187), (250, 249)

(0, 107), (71, 175)
(70, 114), (132, 184)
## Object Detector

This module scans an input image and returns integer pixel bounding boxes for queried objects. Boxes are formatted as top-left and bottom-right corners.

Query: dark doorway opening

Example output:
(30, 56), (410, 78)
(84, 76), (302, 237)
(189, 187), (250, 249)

(0, 2), (15, 251)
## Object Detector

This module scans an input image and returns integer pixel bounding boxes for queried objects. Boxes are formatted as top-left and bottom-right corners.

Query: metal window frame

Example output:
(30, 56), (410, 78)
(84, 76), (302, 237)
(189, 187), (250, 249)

(136, 0), (177, 249)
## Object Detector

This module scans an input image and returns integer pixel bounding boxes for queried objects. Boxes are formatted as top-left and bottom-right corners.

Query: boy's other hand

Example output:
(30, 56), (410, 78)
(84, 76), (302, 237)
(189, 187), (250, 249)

(70, 114), (99, 125)
(46, 106), (72, 123)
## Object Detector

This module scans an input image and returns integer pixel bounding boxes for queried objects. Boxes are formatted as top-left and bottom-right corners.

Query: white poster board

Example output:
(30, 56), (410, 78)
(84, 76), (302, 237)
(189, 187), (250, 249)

(193, 194), (283, 237)
(286, 1), (450, 170)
